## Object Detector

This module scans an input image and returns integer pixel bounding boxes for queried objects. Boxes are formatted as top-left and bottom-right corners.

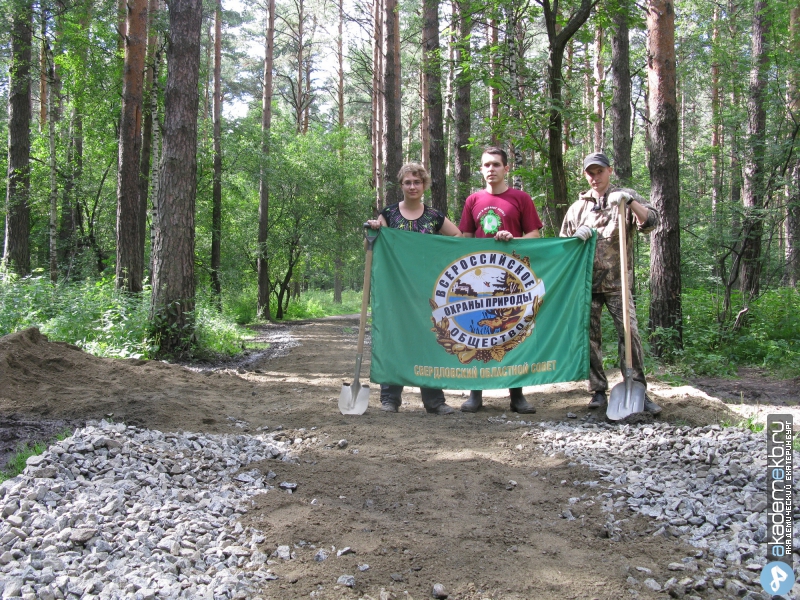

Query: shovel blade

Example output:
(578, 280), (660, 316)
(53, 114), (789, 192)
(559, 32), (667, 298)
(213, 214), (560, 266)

(338, 382), (370, 415)
(606, 379), (646, 421)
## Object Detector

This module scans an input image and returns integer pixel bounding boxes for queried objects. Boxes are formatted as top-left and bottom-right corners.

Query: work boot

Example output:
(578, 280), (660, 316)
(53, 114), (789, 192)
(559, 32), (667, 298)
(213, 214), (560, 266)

(460, 390), (483, 413)
(588, 391), (608, 409)
(643, 395), (662, 416)
(421, 388), (453, 415)
(380, 384), (402, 413)
(509, 388), (536, 414)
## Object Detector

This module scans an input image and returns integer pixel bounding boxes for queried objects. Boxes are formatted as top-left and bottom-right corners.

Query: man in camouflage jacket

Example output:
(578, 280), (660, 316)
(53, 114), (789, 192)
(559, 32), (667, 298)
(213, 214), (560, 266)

(560, 152), (662, 414)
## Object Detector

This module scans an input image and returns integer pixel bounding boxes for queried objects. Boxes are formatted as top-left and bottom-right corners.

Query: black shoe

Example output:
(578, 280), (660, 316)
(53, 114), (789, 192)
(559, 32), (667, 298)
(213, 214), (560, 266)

(380, 402), (399, 413)
(509, 388), (536, 414)
(461, 390), (483, 413)
(427, 404), (455, 415)
(588, 391), (608, 409)
(643, 396), (662, 415)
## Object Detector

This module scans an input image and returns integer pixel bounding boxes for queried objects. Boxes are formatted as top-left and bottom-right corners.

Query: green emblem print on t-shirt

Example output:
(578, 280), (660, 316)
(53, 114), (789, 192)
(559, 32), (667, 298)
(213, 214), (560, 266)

(480, 209), (501, 235)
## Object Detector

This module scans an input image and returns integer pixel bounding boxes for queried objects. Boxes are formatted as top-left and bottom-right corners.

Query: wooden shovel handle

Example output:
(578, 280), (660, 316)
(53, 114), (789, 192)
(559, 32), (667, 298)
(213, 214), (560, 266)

(357, 225), (378, 355)
(618, 202), (633, 370)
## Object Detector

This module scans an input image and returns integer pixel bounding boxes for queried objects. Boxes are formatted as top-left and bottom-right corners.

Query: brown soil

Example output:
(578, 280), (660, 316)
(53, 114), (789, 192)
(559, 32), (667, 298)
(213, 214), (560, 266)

(0, 320), (792, 599)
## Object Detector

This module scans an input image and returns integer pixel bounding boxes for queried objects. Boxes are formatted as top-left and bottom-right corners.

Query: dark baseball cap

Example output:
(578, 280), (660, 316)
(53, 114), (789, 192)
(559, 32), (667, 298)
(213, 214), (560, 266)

(583, 152), (611, 170)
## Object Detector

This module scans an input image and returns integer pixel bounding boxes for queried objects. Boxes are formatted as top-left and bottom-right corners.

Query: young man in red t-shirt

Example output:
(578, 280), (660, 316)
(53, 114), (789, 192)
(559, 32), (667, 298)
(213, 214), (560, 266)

(457, 146), (544, 414)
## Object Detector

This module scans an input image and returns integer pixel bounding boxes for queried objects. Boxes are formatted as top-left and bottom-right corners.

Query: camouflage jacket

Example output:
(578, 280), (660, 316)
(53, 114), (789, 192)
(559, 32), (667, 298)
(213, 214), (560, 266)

(559, 186), (659, 294)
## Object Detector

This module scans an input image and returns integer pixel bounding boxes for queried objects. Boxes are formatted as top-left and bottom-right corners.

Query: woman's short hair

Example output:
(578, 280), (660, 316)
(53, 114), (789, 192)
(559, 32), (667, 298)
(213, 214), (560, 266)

(397, 162), (431, 191)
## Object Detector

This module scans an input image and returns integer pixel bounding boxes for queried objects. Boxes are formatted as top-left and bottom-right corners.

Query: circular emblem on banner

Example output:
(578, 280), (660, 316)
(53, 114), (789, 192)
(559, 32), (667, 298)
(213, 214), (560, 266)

(429, 250), (545, 364)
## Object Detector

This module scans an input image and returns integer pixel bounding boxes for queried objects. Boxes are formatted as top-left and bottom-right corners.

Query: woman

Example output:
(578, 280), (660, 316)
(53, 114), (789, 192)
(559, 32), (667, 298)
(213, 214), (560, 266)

(367, 162), (460, 415)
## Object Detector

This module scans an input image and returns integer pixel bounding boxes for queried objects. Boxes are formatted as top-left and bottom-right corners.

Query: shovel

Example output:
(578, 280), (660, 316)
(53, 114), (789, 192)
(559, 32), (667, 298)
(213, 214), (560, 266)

(607, 199), (646, 421)
(339, 224), (379, 415)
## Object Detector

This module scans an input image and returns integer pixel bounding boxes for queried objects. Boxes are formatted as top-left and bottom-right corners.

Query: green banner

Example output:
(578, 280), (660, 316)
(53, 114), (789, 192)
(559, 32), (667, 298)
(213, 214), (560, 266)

(369, 227), (596, 390)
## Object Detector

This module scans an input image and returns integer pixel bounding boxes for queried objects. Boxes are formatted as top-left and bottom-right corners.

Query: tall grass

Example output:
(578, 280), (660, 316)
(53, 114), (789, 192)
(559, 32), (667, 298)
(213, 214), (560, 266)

(225, 285), (364, 324)
(678, 287), (800, 377)
(0, 275), (248, 359)
(586, 287), (799, 380)
(0, 431), (72, 483)
(282, 289), (363, 319)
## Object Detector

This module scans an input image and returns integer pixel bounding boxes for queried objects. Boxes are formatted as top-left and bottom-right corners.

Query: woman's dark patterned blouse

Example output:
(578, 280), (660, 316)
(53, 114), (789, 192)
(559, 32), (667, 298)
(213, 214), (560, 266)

(380, 203), (445, 234)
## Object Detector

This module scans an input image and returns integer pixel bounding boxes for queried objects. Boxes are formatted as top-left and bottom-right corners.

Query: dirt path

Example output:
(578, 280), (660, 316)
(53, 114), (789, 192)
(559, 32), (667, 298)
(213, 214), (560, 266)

(0, 320), (795, 599)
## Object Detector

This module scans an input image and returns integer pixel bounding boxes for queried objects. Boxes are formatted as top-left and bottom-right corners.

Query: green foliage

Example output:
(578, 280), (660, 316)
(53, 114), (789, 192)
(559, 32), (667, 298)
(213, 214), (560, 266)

(0, 274), (153, 358)
(0, 431), (71, 483)
(223, 281), (259, 325)
(595, 286), (799, 379)
(281, 289), (363, 320)
(192, 297), (251, 357)
(0, 274), (368, 362)
(663, 288), (800, 378)
(0, 276), (250, 360)
(720, 414), (764, 433)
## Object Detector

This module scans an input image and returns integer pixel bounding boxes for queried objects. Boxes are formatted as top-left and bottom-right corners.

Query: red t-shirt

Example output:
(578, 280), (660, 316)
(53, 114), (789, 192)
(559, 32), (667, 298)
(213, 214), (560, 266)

(459, 188), (543, 238)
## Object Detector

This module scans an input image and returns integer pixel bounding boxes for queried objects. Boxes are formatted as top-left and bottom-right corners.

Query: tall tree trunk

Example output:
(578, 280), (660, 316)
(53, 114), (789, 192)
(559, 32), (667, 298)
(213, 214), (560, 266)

(739, 0), (769, 299)
(3, 0), (33, 277)
(506, 7), (524, 188)
(420, 65), (429, 171)
(210, 0), (222, 305)
(444, 4), (455, 189)
(453, 0), (472, 214)
(60, 3), (89, 275)
(728, 0), (742, 208)
(139, 0), (161, 278)
(116, 0), (148, 292)
(788, 5), (800, 287)
(333, 0), (345, 304)
(383, 0), (402, 204)
(337, 0), (345, 130)
(710, 5), (722, 215)
(149, 41), (163, 277)
(489, 17), (499, 146)
(40, 26), (47, 132)
(47, 40), (58, 283)
(563, 39), (573, 156)
(60, 116), (76, 271)
(541, 0), (593, 227)
(646, 0), (682, 355)
(584, 41), (591, 145)
(371, 0), (384, 212)
(295, 0), (305, 133)
(203, 23), (211, 122)
(593, 24), (604, 152)
(611, 0), (632, 184)
(150, 0), (203, 354)
(303, 15), (315, 134)
(257, 0), (276, 320)
(423, 0), (446, 214)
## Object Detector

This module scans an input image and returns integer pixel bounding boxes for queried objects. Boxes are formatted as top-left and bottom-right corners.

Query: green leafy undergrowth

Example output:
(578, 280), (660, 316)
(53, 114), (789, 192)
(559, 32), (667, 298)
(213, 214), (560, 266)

(281, 289), (363, 320)
(0, 431), (72, 483)
(679, 287), (800, 378)
(720, 414), (765, 433)
(0, 275), (249, 360)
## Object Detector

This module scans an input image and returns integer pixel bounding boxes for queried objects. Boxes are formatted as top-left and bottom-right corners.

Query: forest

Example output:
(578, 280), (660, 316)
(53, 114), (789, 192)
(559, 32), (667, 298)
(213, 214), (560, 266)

(0, 0), (798, 376)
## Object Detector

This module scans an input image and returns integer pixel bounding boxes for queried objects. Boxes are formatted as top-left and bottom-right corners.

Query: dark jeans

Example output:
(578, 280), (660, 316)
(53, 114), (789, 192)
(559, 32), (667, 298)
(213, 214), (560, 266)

(380, 384), (446, 410)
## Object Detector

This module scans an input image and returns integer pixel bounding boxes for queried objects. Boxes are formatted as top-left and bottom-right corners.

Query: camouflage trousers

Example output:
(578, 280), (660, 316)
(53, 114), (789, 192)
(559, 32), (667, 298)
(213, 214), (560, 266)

(589, 292), (647, 393)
